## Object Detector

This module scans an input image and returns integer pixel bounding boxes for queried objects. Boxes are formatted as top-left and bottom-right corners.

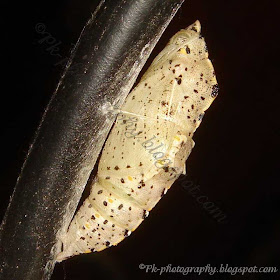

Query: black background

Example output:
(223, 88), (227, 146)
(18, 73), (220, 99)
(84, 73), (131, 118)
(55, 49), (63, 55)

(1, 0), (280, 279)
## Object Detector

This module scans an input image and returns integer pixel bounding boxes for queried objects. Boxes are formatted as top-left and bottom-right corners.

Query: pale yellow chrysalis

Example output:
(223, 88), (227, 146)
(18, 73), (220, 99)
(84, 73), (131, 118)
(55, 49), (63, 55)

(57, 20), (218, 261)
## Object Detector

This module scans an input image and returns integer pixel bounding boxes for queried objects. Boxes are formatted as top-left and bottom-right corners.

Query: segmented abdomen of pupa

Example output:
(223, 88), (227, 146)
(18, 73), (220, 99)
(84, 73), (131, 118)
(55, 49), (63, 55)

(57, 20), (218, 261)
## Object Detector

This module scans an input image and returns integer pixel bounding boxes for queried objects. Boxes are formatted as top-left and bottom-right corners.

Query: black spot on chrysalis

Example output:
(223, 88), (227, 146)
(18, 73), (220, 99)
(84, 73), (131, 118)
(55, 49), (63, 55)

(211, 84), (219, 98)
(191, 26), (198, 32)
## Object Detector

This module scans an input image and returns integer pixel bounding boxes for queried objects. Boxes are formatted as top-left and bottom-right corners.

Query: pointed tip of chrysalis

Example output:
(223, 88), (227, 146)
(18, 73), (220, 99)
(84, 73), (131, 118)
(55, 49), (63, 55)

(187, 20), (201, 34)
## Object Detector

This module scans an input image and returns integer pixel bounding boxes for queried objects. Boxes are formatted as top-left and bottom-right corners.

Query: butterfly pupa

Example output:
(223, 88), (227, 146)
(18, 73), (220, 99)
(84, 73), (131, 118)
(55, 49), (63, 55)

(57, 20), (218, 261)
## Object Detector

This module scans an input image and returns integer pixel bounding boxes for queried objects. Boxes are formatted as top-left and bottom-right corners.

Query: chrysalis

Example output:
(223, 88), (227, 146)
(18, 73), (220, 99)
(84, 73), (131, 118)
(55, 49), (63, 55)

(57, 20), (218, 261)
